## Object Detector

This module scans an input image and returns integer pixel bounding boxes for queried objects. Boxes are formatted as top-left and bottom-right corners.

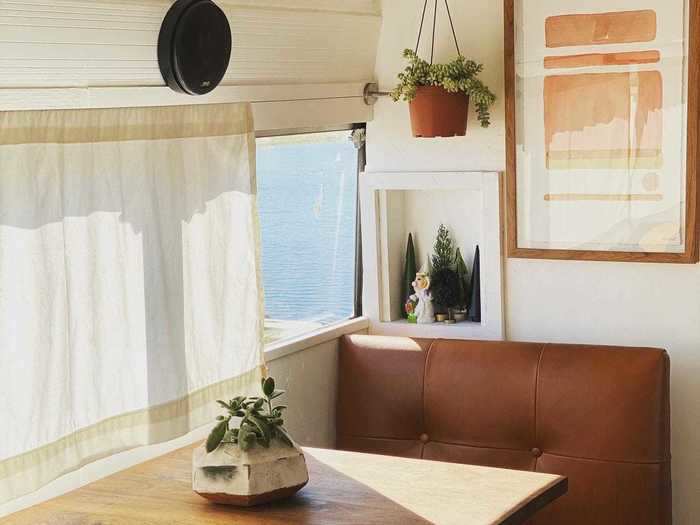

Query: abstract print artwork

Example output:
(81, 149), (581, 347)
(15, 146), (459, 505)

(506, 0), (699, 262)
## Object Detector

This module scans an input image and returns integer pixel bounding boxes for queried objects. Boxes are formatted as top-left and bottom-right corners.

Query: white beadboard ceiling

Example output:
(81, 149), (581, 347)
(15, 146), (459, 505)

(0, 0), (381, 88)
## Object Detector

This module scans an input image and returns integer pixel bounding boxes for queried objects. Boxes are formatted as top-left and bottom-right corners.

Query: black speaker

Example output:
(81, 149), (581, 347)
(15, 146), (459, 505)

(158, 0), (232, 96)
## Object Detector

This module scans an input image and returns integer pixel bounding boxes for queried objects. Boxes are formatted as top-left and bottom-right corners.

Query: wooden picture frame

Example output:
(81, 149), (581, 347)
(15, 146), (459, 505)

(505, 0), (700, 263)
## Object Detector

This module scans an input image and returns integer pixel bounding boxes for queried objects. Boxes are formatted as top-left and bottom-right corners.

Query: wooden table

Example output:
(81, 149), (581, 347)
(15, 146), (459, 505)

(3, 444), (567, 525)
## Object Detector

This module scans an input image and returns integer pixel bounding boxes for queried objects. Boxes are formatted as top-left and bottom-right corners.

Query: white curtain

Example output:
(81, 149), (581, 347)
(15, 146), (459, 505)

(0, 103), (265, 503)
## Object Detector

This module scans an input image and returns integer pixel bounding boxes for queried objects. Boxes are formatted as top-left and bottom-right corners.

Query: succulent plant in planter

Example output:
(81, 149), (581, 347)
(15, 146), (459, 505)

(206, 376), (293, 453)
(193, 376), (309, 507)
(391, 49), (496, 137)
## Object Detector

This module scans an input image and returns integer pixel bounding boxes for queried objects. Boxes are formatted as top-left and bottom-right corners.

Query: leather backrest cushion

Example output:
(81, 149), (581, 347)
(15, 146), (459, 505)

(424, 340), (542, 449)
(336, 335), (672, 525)
(337, 335), (431, 444)
(537, 344), (670, 462)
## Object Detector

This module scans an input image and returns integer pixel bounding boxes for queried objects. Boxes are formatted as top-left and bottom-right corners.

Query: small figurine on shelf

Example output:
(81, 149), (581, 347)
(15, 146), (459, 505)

(405, 299), (418, 324)
(411, 267), (435, 324)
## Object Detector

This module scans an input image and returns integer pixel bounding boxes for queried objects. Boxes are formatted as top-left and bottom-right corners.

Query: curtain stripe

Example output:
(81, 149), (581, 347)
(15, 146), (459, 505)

(0, 103), (254, 145)
(0, 367), (264, 503)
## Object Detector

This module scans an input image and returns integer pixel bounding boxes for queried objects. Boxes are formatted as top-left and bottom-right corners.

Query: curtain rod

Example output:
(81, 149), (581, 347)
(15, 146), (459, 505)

(363, 83), (391, 106)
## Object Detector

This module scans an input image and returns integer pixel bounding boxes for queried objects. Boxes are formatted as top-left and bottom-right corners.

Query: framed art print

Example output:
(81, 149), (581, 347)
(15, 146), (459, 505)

(505, 0), (700, 262)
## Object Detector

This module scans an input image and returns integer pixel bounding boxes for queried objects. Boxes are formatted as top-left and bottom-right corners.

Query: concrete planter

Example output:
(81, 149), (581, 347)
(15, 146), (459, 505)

(192, 440), (309, 506)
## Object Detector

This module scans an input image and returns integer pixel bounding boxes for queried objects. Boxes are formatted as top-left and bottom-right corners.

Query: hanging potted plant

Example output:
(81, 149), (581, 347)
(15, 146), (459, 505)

(390, 1), (496, 138)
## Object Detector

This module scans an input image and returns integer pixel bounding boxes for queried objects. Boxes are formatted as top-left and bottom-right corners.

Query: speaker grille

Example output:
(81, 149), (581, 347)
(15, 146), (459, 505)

(159, 0), (232, 96)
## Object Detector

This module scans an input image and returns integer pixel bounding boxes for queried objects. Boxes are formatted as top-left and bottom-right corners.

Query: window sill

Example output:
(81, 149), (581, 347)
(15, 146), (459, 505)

(265, 316), (369, 363)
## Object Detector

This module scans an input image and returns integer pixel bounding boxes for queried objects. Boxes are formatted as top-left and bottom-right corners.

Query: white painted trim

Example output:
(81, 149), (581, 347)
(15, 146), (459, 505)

(0, 83), (368, 107)
(264, 316), (370, 362)
(360, 171), (505, 341)
(0, 83), (373, 132)
(221, 0), (381, 15)
(377, 190), (392, 321)
(253, 98), (372, 133)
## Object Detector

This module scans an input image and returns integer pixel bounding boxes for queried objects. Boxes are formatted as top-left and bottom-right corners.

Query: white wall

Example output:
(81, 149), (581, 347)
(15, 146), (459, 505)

(269, 339), (341, 449)
(368, 1), (700, 523)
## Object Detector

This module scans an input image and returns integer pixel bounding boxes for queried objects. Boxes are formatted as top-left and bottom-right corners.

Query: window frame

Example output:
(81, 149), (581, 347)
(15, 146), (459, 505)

(255, 125), (366, 352)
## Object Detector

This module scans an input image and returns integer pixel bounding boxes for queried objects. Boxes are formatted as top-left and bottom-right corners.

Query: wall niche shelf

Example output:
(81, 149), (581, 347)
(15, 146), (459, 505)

(373, 319), (487, 340)
(360, 171), (505, 341)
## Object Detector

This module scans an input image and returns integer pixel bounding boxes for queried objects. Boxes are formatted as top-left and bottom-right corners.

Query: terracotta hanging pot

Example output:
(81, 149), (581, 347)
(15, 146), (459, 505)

(409, 86), (469, 138)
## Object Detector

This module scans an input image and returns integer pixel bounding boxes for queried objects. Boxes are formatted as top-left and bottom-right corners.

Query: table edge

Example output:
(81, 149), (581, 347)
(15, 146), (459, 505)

(499, 476), (568, 525)
(305, 447), (569, 525)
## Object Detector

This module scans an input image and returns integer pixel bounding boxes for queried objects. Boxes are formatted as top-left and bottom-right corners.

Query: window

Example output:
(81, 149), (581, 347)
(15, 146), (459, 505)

(257, 129), (361, 345)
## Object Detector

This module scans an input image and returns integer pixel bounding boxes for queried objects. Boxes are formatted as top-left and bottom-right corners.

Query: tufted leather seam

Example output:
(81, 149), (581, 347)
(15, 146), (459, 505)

(533, 343), (547, 472)
(342, 435), (534, 453)
(409, 439), (540, 455)
(421, 338), (438, 459)
(539, 451), (671, 466)
(339, 435), (669, 464)
(340, 435), (422, 442)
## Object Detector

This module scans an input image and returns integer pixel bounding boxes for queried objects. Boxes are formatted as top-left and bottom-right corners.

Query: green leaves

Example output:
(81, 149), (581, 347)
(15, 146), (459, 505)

(274, 426), (294, 448)
(431, 267), (461, 310)
(206, 419), (229, 453)
(391, 48), (496, 127)
(431, 225), (462, 310)
(262, 377), (275, 396)
(238, 424), (256, 451)
(206, 376), (294, 454)
(247, 414), (272, 447)
(432, 224), (454, 273)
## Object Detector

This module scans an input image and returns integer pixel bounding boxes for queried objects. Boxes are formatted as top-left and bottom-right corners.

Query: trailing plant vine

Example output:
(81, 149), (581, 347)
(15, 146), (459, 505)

(206, 376), (293, 453)
(391, 49), (496, 127)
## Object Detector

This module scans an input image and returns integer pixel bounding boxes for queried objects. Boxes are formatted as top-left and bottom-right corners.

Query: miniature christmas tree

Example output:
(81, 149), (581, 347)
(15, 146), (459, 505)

(454, 248), (471, 310)
(468, 246), (481, 322)
(431, 224), (454, 273)
(401, 233), (417, 318)
(430, 224), (460, 315)
(431, 268), (460, 313)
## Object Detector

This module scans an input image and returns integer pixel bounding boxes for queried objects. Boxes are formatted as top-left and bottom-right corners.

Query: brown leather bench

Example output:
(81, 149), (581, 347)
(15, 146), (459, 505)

(337, 335), (672, 525)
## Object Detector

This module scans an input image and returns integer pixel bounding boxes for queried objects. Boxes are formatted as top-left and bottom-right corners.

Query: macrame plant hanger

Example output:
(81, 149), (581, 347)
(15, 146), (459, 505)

(407, 0), (471, 138)
(363, 0), (471, 137)
(414, 0), (462, 64)
(362, 0), (461, 105)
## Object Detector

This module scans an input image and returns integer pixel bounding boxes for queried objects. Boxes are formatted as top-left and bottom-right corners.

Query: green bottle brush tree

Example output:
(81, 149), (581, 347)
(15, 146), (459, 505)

(430, 224), (461, 315)
(454, 248), (471, 311)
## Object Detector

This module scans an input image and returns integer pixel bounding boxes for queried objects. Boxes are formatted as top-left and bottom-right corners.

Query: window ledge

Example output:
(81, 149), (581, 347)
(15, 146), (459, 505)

(265, 316), (369, 362)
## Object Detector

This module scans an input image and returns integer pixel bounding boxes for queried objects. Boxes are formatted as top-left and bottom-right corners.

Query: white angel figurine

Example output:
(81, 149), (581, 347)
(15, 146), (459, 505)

(411, 271), (435, 324)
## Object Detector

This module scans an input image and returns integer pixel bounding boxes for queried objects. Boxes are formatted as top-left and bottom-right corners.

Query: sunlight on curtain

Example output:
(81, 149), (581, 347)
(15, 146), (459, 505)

(0, 103), (265, 503)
